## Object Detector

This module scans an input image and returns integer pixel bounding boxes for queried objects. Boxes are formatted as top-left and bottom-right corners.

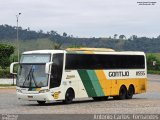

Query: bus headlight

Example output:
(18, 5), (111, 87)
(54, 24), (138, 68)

(39, 89), (50, 93)
(16, 89), (22, 93)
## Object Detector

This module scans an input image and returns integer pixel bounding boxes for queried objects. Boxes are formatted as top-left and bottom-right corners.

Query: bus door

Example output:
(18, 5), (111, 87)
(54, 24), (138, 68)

(50, 54), (64, 89)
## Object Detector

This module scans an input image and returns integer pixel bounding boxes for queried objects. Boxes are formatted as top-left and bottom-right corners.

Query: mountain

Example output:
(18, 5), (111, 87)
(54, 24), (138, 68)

(0, 24), (160, 53)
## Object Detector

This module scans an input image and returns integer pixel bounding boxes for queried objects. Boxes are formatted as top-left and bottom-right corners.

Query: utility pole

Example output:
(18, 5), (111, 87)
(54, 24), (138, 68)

(13, 13), (21, 85)
(16, 13), (21, 62)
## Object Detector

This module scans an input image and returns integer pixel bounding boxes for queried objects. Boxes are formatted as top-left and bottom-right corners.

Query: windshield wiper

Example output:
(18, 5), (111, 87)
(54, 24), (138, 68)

(22, 65), (38, 88)
(22, 65), (33, 87)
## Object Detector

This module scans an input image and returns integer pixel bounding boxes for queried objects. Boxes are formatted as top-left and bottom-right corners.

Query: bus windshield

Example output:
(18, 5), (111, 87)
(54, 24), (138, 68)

(17, 54), (51, 88)
(17, 64), (48, 88)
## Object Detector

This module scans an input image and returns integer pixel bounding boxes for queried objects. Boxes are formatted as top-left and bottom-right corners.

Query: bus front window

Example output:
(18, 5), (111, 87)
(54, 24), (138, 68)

(17, 64), (48, 87)
(17, 54), (50, 88)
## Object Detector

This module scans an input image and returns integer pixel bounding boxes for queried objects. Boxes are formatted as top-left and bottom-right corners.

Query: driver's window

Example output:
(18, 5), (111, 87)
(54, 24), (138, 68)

(50, 54), (64, 88)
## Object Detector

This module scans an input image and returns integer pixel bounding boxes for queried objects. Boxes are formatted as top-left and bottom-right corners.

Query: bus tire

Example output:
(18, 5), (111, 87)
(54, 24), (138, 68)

(37, 101), (46, 105)
(113, 96), (119, 100)
(126, 85), (134, 99)
(118, 86), (127, 100)
(63, 88), (75, 104)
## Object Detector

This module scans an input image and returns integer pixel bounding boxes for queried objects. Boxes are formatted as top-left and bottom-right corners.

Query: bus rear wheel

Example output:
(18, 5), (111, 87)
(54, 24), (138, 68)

(114, 86), (127, 100)
(63, 89), (74, 104)
(126, 85), (134, 99)
(37, 101), (46, 105)
(118, 86), (127, 100)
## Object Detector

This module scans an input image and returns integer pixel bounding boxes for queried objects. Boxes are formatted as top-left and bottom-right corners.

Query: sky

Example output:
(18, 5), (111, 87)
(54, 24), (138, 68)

(0, 0), (160, 38)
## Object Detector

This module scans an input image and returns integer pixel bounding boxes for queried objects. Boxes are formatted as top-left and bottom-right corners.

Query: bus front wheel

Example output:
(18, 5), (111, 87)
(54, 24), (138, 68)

(63, 89), (75, 104)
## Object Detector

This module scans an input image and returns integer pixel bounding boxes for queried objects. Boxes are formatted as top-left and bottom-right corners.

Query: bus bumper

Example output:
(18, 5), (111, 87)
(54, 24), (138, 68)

(16, 92), (54, 101)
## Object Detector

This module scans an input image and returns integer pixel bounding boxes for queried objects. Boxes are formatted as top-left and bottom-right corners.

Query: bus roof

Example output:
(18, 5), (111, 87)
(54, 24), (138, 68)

(22, 48), (145, 56)
(66, 47), (115, 52)
(22, 50), (65, 54)
(66, 48), (145, 55)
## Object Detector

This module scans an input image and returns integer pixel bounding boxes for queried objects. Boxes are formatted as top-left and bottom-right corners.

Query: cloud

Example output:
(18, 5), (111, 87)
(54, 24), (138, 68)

(0, 0), (160, 37)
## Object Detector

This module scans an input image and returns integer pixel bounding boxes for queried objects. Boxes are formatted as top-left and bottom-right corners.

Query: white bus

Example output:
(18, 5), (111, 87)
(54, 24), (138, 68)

(10, 48), (147, 104)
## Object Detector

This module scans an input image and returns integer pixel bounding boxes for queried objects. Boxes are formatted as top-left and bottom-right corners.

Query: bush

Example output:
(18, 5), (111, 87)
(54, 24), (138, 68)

(146, 54), (160, 71)
(0, 68), (11, 78)
(0, 43), (14, 69)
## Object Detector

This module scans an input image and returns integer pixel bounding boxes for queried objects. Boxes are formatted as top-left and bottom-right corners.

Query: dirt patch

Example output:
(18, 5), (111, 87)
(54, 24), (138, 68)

(0, 88), (16, 94)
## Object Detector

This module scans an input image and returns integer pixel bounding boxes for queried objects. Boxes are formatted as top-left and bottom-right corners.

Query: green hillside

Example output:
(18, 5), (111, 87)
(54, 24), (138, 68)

(1, 24), (160, 53)
(147, 53), (160, 61)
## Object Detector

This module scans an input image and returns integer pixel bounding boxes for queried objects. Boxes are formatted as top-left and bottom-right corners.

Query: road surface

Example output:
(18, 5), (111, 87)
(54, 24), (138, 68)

(0, 74), (160, 114)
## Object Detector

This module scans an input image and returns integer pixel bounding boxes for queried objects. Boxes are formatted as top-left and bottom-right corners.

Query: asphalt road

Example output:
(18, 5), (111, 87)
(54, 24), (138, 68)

(0, 74), (160, 115)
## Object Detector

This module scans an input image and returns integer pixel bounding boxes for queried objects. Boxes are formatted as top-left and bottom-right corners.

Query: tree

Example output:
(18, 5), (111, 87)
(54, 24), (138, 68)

(119, 35), (126, 40)
(108, 36), (112, 39)
(53, 44), (62, 49)
(0, 44), (14, 69)
(50, 30), (59, 36)
(114, 34), (118, 39)
(38, 30), (43, 34)
(63, 32), (67, 37)
(129, 35), (137, 40)
(157, 35), (160, 39)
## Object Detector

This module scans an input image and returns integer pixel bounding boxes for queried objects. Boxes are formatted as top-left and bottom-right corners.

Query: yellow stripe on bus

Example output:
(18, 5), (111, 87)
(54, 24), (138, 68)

(84, 51), (94, 54)
(95, 70), (111, 96)
(95, 70), (147, 96)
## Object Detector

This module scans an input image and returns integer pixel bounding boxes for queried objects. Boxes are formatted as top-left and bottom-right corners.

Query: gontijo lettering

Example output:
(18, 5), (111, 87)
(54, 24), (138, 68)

(109, 71), (129, 77)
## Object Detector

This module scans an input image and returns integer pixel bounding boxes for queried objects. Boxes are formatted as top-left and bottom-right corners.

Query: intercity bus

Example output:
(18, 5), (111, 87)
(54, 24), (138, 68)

(10, 48), (147, 104)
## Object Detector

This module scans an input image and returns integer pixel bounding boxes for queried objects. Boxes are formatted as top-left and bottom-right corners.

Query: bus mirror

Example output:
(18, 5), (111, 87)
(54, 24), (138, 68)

(45, 62), (53, 74)
(10, 62), (19, 74)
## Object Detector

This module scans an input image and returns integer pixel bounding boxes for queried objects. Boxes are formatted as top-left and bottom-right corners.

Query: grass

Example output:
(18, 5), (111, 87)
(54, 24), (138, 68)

(147, 53), (160, 60)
